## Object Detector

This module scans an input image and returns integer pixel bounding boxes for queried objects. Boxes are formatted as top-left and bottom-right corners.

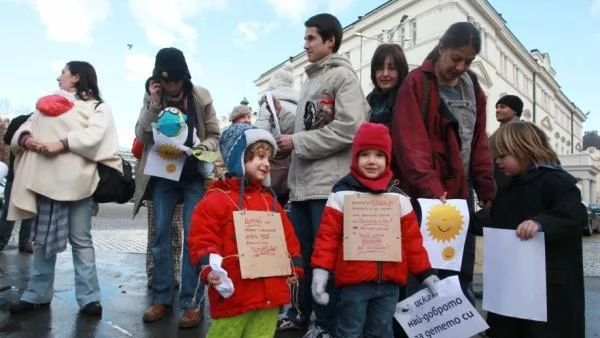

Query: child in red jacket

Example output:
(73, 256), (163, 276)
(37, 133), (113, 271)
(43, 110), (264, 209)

(311, 122), (438, 337)
(188, 124), (303, 338)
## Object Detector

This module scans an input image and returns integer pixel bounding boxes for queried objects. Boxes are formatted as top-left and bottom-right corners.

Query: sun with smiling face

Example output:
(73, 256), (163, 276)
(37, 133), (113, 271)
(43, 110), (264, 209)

(157, 144), (182, 161)
(426, 204), (464, 243)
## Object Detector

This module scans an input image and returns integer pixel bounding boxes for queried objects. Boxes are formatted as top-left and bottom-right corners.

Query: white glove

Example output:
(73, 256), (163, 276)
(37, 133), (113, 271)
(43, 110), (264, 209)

(209, 254), (234, 298)
(423, 275), (440, 296)
(311, 268), (330, 305)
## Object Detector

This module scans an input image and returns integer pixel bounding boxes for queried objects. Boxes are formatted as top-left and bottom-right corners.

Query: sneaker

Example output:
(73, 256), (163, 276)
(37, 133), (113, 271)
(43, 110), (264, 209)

(302, 324), (335, 338)
(277, 312), (308, 331)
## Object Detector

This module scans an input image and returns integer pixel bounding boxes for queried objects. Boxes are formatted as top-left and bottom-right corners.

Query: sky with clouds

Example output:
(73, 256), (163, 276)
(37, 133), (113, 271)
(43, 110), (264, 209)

(1, 0), (598, 148)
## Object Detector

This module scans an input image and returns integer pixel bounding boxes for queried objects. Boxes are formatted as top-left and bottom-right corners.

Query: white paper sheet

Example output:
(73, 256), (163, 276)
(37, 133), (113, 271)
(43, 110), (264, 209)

(395, 276), (488, 338)
(482, 227), (547, 322)
(266, 91), (281, 137)
(418, 199), (470, 271)
(144, 127), (191, 181)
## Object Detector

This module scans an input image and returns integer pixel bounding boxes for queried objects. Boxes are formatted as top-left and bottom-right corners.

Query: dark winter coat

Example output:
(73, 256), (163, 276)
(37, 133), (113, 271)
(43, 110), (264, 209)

(486, 166), (586, 338)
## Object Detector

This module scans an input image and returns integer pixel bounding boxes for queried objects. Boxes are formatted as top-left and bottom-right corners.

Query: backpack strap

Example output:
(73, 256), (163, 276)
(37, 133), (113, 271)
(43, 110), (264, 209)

(420, 70), (430, 122)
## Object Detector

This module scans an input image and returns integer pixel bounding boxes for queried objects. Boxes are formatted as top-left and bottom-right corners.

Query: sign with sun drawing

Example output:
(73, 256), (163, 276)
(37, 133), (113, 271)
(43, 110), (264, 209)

(144, 128), (191, 181)
(417, 199), (469, 271)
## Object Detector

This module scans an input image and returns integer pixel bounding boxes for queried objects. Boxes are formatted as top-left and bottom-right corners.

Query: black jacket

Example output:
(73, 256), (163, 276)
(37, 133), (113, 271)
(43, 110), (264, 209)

(486, 166), (586, 338)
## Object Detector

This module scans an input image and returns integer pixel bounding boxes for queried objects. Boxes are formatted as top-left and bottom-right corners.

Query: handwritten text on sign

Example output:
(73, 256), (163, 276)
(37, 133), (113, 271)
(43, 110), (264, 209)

(233, 211), (291, 279)
(343, 194), (401, 262)
(395, 276), (488, 338)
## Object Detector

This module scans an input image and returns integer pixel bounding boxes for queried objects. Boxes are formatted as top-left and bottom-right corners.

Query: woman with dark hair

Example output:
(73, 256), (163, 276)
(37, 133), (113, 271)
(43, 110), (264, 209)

(134, 47), (220, 328)
(366, 43), (409, 129)
(8, 61), (121, 317)
(391, 22), (495, 307)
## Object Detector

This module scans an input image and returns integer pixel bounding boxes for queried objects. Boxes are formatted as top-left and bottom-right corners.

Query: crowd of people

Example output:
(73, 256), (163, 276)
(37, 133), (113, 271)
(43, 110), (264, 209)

(0, 12), (587, 338)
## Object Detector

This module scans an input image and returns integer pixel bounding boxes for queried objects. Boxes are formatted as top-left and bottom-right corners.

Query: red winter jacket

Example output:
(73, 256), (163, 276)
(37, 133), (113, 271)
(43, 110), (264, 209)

(311, 175), (432, 287)
(188, 178), (303, 319)
(391, 58), (495, 201)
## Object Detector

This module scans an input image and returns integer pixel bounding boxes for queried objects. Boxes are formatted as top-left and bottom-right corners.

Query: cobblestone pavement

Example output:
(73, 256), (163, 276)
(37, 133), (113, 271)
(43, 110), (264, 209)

(6, 203), (600, 276)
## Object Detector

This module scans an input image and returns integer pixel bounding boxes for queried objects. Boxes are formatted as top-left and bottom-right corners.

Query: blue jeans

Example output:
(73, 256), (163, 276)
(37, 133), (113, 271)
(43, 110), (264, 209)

(21, 197), (99, 308)
(151, 177), (205, 309)
(337, 282), (398, 338)
(0, 178), (32, 247)
(285, 200), (337, 333)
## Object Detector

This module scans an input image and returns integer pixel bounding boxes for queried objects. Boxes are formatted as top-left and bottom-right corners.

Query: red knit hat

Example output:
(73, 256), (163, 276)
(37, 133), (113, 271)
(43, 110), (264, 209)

(350, 122), (393, 191)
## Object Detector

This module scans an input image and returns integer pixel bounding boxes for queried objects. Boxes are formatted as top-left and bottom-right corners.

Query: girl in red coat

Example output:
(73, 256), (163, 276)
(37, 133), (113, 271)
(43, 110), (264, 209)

(188, 124), (303, 338)
(311, 122), (438, 337)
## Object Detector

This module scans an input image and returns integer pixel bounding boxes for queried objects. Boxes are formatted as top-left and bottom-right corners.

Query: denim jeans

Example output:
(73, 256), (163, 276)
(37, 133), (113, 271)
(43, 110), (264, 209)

(0, 178), (32, 247)
(21, 197), (100, 308)
(151, 177), (205, 309)
(285, 199), (337, 333)
(337, 282), (399, 338)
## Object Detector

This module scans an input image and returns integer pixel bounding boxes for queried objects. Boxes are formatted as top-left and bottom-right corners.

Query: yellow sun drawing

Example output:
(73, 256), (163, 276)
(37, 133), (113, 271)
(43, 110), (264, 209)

(442, 246), (455, 261)
(426, 204), (463, 242)
(165, 163), (177, 173)
(157, 144), (182, 161)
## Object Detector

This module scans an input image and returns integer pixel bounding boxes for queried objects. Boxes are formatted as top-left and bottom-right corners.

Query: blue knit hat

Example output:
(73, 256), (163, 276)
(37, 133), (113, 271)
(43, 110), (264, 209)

(219, 124), (277, 185)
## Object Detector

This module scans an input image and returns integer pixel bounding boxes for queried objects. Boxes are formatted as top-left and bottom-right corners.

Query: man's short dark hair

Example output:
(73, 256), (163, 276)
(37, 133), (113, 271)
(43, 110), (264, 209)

(305, 13), (343, 53)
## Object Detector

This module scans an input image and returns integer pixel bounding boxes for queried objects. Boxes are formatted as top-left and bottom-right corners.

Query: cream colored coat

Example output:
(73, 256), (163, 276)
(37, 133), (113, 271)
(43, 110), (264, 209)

(8, 100), (121, 220)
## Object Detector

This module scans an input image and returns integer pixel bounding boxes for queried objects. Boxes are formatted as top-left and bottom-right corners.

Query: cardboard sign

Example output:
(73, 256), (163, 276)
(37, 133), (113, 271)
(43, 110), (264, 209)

(343, 194), (401, 262)
(395, 276), (489, 338)
(233, 210), (292, 279)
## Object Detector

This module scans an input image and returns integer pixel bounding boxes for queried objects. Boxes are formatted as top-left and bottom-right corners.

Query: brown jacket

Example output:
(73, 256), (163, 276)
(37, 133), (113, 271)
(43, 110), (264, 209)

(132, 85), (220, 217)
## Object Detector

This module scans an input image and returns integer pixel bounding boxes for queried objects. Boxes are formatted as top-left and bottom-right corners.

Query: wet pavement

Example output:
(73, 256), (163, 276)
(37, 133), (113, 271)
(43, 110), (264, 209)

(0, 203), (598, 337)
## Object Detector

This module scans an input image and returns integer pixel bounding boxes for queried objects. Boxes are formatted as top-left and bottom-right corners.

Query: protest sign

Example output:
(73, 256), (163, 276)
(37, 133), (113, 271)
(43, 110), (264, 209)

(483, 228), (547, 322)
(395, 276), (488, 338)
(233, 210), (291, 279)
(417, 199), (469, 271)
(144, 127), (191, 181)
(343, 194), (401, 262)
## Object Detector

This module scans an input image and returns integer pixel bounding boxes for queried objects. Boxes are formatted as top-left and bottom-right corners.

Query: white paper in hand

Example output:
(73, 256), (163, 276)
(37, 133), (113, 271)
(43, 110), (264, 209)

(209, 253), (234, 298)
(266, 91), (282, 137)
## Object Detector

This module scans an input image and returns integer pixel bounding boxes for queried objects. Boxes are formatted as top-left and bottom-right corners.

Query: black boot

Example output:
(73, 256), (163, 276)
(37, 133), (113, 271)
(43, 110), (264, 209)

(9, 300), (50, 314)
(80, 301), (102, 317)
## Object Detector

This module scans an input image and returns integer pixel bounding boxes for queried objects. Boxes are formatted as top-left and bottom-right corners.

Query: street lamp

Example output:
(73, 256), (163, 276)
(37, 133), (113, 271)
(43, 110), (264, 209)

(352, 32), (382, 85)
(353, 32), (381, 42)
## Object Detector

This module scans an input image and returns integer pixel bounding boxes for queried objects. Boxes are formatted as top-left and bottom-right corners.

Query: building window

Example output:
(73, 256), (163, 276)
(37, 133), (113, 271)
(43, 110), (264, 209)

(480, 29), (486, 56)
(411, 19), (417, 45)
(392, 19), (417, 48)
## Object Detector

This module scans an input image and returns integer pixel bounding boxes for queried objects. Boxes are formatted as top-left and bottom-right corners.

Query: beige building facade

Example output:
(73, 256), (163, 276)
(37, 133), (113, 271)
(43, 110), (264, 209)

(255, 0), (599, 203)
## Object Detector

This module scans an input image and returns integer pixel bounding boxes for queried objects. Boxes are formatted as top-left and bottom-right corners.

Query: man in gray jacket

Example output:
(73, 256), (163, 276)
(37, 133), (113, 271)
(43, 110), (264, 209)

(276, 13), (370, 338)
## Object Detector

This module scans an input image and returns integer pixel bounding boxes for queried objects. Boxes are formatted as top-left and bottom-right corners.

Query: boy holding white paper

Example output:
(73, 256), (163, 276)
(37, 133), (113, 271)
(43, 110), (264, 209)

(486, 121), (586, 338)
(188, 124), (303, 337)
(311, 122), (438, 337)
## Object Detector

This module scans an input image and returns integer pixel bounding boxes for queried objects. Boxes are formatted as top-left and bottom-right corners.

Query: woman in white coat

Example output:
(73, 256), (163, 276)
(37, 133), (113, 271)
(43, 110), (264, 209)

(8, 61), (121, 317)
